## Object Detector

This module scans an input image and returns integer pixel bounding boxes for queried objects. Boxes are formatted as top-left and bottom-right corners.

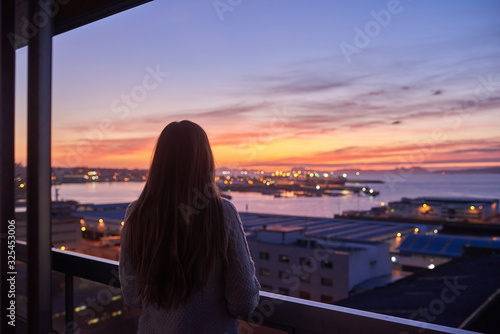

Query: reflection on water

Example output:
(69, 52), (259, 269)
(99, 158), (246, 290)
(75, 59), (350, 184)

(52, 173), (500, 218)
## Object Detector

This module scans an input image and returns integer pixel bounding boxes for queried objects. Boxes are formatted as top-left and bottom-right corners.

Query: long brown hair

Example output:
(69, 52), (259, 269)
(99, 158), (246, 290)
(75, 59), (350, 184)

(123, 120), (226, 309)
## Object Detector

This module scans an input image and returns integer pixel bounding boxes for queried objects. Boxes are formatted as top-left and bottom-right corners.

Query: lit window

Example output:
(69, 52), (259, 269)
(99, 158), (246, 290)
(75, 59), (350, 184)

(278, 254), (290, 263)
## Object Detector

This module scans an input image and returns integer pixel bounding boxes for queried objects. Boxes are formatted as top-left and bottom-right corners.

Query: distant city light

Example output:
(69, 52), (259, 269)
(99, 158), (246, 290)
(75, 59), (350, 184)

(414, 228), (419, 233)
(80, 219), (84, 224)
(396, 232), (401, 237)
(316, 185), (320, 190)
(356, 172), (360, 176)
(369, 189), (374, 194)
(428, 264), (435, 270)
(342, 173), (347, 178)
(390, 209), (395, 213)
(75, 305), (87, 312)
(391, 256), (397, 263)
(81, 227), (86, 231)
(121, 221), (125, 226)
(434, 229), (438, 234)
(60, 246), (66, 251)
(470, 206), (475, 210)
(422, 203), (428, 208)
(323, 173), (328, 177)
(362, 187), (366, 191)
(381, 202), (385, 206)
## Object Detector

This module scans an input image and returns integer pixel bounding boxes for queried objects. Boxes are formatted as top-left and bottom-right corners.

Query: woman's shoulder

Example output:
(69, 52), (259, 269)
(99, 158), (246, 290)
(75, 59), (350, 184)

(221, 197), (237, 213)
(125, 200), (138, 220)
(221, 198), (240, 223)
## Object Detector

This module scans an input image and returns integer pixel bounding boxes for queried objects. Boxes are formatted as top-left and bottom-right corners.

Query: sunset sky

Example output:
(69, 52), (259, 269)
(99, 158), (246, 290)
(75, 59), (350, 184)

(14, 0), (500, 171)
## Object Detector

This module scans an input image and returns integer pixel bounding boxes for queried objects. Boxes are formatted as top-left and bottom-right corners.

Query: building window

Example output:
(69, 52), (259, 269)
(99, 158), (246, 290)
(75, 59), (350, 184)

(278, 254), (290, 263)
(261, 284), (273, 291)
(278, 287), (290, 296)
(279, 270), (290, 279)
(321, 295), (334, 303)
(321, 277), (333, 287)
(259, 268), (270, 276)
(321, 260), (333, 269)
(299, 273), (310, 283)
(259, 251), (270, 260)
(299, 257), (313, 267)
(299, 291), (311, 300)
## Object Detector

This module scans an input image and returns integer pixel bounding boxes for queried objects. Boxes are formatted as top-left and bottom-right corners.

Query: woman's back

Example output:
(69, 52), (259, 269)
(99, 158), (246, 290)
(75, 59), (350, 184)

(120, 198), (260, 334)
(118, 121), (260, 333)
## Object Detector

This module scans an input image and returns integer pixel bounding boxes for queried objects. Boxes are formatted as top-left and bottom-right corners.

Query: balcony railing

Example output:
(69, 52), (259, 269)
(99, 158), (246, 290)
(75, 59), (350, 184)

(16, 241), (478, 334)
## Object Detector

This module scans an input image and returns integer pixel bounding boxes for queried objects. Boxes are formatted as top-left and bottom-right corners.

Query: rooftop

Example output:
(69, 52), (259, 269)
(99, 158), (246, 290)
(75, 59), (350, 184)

(398, 234), (500, 258)
(75, 203), (418, 241)
(335, 252), (500, 332)
(396, 197), (499, 205)
(260, 225), (306, 233)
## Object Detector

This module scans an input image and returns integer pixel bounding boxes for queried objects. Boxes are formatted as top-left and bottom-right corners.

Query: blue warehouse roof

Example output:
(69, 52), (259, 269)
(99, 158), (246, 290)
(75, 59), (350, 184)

(398, 234), (500, 258)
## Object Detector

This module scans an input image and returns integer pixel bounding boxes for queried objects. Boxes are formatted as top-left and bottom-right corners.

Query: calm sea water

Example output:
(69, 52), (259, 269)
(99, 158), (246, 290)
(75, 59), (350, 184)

(52, 173), (500, 218)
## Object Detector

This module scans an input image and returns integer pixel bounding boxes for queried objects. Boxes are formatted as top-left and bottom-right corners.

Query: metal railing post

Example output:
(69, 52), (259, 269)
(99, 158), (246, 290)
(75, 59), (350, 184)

(65, 274), (74, 334)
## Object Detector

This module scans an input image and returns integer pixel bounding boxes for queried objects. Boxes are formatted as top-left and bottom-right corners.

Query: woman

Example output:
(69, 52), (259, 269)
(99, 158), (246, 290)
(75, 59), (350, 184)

(119, 120), (260, 333)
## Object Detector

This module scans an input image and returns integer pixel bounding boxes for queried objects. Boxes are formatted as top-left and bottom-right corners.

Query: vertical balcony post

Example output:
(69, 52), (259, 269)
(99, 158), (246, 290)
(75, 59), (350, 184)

(65, 274), (74, 334)
(0, 1), (16, 334)
(27, 0), (53, 332)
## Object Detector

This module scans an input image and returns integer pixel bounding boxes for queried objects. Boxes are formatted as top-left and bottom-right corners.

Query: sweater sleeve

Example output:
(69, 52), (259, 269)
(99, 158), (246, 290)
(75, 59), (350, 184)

(222, 199), (261, 317)
(119, 201), (142, 309)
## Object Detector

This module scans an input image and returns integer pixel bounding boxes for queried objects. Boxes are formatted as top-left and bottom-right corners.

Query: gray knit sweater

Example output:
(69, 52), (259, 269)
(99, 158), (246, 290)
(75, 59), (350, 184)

(119, 198), (260, 334)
